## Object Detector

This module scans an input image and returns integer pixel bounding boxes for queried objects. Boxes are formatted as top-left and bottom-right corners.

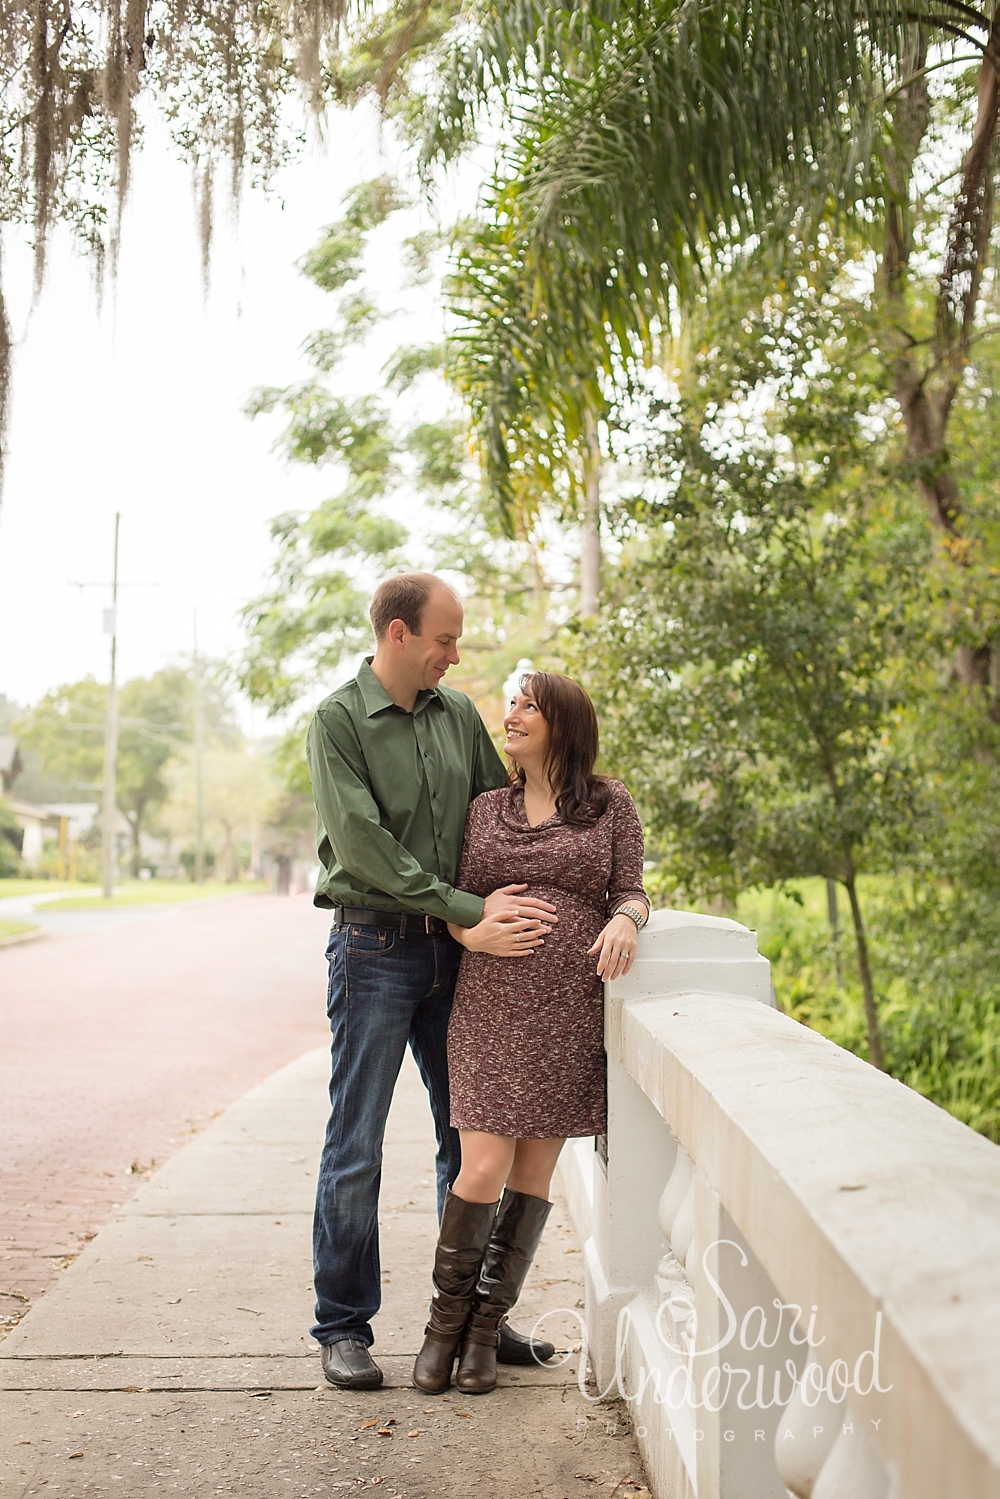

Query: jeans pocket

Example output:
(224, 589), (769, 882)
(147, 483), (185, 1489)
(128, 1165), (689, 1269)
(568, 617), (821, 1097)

(345, 925), (397, 955)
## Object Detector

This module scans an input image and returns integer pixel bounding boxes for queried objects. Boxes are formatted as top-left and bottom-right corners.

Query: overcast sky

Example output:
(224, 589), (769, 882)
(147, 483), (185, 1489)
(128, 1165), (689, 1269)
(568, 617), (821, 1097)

(0, 100), (457, 722)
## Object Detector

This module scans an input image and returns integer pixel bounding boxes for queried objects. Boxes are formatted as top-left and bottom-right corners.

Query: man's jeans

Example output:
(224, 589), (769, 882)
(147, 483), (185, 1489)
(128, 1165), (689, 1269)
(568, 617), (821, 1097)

(311, 922), (462, 1348)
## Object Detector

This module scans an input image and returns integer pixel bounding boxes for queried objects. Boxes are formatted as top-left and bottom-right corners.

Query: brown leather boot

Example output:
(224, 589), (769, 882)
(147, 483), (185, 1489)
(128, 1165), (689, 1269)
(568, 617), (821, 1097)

(456, 1189), (553, 1395)
(412, 1188), (498, 1393)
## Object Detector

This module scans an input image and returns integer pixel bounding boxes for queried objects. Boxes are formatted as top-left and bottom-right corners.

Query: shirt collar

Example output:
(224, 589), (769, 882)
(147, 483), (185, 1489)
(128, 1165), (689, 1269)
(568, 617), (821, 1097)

(357, 657), (441, 718)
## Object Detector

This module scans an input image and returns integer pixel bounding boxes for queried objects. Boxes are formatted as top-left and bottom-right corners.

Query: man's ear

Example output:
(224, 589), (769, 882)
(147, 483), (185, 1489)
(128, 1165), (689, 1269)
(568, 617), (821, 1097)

(386, 618), (409, 649)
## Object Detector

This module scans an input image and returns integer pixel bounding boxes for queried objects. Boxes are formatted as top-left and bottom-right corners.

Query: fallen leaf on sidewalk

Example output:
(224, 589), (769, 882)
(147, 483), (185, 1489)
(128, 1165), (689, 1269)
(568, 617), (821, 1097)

(377, 1428), (393, 1437)
(359, 1418), (379, 1430)
(68, 1452), (84, 1460)
(237, 1306), (263, 1315)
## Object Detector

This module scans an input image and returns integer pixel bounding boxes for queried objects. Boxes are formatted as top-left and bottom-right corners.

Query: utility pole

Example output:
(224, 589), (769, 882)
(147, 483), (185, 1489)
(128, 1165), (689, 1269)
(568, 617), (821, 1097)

(193, 611), (205, 884)
(101, 514), (121, 899)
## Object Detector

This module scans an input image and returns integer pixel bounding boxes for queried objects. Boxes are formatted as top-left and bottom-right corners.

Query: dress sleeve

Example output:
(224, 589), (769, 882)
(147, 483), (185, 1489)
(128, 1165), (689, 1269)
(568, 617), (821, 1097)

(605, 782), (649, 919)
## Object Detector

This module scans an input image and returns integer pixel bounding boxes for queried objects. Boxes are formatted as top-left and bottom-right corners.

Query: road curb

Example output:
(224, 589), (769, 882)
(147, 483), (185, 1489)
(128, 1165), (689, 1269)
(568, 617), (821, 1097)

(0, 925), (45, 950)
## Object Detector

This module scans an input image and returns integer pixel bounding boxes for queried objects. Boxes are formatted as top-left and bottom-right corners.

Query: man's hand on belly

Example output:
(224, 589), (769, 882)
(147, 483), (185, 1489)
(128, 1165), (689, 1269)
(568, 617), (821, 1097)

(448, 884), (556, 956)
(448, 908), (550, 956)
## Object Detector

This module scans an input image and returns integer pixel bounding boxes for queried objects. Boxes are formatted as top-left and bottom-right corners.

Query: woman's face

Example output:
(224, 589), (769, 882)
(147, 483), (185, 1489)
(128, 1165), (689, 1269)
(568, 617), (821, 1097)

(503, 689), (550, 771)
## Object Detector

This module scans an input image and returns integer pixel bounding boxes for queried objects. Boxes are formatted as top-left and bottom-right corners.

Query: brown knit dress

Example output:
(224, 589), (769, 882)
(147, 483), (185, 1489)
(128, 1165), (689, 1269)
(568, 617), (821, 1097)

(447, 779), (647, 1139)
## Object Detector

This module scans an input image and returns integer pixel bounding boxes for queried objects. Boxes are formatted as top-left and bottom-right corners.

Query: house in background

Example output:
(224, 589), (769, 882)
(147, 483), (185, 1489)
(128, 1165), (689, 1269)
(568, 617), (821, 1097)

(1, 734), (99, 870)
(9, 800), (100, 867)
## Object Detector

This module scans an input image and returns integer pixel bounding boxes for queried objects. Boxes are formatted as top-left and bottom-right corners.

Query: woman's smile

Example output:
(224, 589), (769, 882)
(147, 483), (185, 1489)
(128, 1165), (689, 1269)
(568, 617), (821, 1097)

(503, 691), (548, 760)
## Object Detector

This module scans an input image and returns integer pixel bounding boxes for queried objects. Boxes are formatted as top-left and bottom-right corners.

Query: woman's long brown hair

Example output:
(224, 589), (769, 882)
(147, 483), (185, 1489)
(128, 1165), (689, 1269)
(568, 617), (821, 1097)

(514, 672), (611, 827)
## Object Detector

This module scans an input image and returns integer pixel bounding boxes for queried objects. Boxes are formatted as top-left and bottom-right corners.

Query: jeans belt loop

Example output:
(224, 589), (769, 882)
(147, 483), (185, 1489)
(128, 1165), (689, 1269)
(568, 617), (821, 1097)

(399, 912), (407, 939)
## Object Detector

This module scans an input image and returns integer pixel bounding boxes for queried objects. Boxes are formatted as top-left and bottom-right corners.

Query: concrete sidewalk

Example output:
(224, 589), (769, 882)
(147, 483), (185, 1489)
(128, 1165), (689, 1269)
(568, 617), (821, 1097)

(0, 1047), (647, 1499)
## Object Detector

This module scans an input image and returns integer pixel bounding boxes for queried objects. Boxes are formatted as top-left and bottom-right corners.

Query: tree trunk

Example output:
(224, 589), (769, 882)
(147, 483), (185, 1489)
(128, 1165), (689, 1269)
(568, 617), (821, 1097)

(883, 22), (1000, 705)
(826, 877), (843, 988)
(222, 823), (238, 882)
(843, 871), (885, 1072)
(580, 411), (603, 617)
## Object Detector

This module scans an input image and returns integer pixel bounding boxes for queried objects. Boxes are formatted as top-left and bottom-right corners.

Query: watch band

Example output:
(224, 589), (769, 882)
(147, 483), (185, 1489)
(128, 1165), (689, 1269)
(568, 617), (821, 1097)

(615, 902), (647, 930)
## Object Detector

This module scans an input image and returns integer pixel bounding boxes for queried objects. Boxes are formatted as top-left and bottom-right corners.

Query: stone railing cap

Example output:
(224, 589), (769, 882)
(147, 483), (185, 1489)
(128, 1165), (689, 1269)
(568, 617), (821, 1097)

(638, 908), (759, 958)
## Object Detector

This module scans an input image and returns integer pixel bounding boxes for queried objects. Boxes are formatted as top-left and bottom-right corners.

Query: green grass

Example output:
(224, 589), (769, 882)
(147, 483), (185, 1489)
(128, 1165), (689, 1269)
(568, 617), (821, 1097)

(0, 879), (97, 898)
(0, 919), (40, 940)
(42, 879), (269, 911)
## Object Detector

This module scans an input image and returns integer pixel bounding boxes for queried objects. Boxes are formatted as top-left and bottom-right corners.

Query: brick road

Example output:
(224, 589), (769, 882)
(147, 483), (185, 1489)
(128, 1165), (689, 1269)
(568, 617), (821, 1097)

(0, 894), (332, 1335)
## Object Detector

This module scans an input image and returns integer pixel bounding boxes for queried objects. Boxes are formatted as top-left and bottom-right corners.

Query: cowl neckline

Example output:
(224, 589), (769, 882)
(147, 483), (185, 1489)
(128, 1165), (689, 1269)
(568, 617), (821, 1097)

(496, 783), (563, 835)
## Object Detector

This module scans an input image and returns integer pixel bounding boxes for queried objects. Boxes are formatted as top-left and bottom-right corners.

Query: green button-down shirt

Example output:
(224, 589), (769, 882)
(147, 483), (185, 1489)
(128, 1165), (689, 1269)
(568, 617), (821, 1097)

(306, 659), (508, 927)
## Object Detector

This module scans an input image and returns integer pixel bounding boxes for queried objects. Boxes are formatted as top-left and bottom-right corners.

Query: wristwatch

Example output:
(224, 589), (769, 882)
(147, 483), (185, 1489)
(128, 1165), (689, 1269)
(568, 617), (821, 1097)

(615, 902), (648, 930)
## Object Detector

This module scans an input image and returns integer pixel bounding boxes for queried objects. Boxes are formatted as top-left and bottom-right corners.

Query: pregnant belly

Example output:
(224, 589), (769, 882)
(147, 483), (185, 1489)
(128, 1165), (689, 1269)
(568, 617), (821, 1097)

(526, 887), (605, 926)
(463, 887), (607, 985)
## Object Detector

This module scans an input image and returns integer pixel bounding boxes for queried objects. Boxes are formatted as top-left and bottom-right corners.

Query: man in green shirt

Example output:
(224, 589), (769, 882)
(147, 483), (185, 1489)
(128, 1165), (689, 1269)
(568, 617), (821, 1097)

(306, 572), (557, 1390)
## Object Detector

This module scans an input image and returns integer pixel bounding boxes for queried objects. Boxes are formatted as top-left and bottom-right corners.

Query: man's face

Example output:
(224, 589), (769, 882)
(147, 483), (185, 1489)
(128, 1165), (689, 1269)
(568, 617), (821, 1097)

(400, 588), (464, 692)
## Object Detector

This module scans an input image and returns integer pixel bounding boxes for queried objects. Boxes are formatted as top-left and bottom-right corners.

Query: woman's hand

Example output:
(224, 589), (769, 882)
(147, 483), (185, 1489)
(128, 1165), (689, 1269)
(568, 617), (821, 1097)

(448, 911), (551, 957)
(588, 912), (641, 981)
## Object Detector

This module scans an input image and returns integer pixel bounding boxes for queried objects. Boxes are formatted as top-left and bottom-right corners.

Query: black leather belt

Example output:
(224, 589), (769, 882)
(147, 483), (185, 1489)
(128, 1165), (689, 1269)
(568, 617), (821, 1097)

(333, 905), (449, 936)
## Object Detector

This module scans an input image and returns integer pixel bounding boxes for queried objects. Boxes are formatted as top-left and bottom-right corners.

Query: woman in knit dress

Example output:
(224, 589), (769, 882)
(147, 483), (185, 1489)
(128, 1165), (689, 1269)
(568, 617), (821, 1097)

(413, 671), (649, 1395)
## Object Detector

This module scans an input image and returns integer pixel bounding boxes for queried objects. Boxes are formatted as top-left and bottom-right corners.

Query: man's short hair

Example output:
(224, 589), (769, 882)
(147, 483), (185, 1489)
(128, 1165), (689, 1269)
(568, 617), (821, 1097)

(369, 572), (455, 640)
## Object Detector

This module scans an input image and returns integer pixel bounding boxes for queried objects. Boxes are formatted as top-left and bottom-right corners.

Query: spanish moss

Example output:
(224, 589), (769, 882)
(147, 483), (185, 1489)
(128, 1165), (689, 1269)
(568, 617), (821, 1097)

(0, 0), (349, 494)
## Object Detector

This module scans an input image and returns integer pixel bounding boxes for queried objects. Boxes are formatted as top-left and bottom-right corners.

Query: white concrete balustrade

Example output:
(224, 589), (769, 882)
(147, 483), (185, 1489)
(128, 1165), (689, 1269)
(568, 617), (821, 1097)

(555, 910), (1000, 1499)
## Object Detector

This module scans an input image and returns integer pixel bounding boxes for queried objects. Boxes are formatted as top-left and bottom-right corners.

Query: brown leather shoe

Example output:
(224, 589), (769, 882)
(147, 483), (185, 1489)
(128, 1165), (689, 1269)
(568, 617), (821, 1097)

(456, 1189), (552, 1395)
(412, 1189), (498, 1393)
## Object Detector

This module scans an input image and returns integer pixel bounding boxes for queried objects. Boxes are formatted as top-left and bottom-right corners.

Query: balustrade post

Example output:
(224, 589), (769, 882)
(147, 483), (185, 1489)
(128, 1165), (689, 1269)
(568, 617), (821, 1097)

(579, 911), (774, 1402)
(586, 1050), (676, 1391)
(693, 1190), (797, 1499)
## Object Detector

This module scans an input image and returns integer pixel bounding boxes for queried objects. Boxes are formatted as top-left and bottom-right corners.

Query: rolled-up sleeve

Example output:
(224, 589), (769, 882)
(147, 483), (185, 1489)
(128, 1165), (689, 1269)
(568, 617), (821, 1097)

(306, 707), (484, 927)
